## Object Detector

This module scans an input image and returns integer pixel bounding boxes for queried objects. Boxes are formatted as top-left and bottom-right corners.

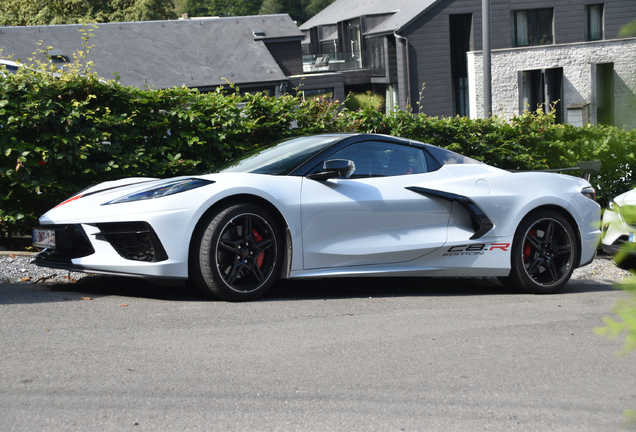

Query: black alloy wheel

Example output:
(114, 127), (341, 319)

(191, 203), (282, 301)
(500, 209), (578, 294)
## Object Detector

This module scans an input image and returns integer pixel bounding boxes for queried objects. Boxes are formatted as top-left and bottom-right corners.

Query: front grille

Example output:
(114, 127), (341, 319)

(95, 222), (168, 262)
(614, 235), (630, 247)
(34, 224), (95, 263)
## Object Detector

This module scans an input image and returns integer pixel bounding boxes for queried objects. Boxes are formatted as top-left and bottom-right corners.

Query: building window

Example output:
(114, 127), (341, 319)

(366, 37), (386, 77)
(518, 68), (563, 123)
(321, 40), (338, 54)
(240, 87), (275, 97)
(512, 9), (553, 47)
(450, 14), (472, 117)
(595, 63), (614, 126)
(302, 88), (334, 101)
(586, 4), (604, 41)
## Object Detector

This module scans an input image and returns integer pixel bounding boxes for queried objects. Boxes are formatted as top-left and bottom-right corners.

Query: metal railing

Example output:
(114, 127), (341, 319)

(302, 47), (385, 76)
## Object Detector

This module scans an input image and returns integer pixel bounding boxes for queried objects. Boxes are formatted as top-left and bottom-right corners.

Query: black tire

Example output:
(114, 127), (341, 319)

(500, 209), (578, 294)
(191, 203), (282, 301)
(613, 254), (636, 271)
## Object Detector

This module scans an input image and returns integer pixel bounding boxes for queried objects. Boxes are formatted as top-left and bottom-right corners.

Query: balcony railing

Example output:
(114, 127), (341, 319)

(302, 46), (385, 76)
(303, 51), (362, 73)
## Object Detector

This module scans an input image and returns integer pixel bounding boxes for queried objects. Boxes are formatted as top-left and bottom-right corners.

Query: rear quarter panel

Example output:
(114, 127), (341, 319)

(434, 166), (601, 266)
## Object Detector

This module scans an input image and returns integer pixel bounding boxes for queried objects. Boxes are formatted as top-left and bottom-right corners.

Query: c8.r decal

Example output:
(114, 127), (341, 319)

(443, 243), (510, 256)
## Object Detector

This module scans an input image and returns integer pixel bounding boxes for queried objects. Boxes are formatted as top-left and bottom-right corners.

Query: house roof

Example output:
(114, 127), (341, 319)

(299, 0), (439, 36)
(0, 14), (303, 89)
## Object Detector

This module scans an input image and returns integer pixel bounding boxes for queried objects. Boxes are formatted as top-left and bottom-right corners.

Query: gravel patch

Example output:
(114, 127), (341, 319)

(0, 252), (632, 285)
(571, 255), (633, 280)
(1, 254), (88, 284)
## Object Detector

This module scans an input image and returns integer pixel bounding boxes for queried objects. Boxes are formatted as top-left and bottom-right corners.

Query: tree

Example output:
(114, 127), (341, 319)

(109, 0), (178, 21)
(173, 0), (188, 16)
(596, 206), (636, 426)
(185, 0), (262, 18)
(181, 0), (336, 23)
(259, 0), (305, 23)
(258, 0), (335, 25)
(0, 0), (176, 26)
(213, 0), (263, 17)
(595, 19), (636, 427)
(304, 0), (335, 19)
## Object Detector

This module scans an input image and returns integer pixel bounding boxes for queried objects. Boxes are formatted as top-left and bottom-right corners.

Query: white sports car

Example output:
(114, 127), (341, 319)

(33, 133), (601, 301)
(601, 187), (636, 269)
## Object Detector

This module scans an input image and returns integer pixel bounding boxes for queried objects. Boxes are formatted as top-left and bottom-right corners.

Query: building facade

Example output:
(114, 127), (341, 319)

(468, 37), (636, 129)
(300, 0), (636, 128)
(2, 2), (634, 128)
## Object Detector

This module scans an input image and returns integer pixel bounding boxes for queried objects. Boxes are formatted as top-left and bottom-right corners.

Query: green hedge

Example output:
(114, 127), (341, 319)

(1, 69), (635, 236)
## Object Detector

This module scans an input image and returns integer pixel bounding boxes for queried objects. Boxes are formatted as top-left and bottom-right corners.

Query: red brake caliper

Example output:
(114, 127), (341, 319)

(252, 229), (265, 267)
(523, 229), (535, 262)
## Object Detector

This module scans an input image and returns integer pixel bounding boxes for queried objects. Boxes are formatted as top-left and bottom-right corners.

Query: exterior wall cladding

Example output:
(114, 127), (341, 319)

(401, 0), (477, 117)
(397, 0), (635, 125)
(468, 38), (636, 129)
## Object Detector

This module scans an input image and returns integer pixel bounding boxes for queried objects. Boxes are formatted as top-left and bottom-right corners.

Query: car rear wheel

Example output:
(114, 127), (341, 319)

(500, 209), (577, 294)
(191, 203), (282, 301)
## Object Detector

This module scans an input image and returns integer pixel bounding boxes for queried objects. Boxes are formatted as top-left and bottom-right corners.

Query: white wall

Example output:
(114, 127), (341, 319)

(468, 38), (636, 129)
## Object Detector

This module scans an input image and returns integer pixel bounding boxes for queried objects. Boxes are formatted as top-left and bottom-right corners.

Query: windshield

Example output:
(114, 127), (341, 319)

(211, 135), (344, 175)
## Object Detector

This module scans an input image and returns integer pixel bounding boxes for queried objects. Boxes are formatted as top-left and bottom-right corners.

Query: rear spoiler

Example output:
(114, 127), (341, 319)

(511, 161), (601, 182)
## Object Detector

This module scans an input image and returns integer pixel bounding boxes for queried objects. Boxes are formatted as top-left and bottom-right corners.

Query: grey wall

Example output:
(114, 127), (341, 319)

(403, 0), (480, 116)
(604, 0), (636, 39)
(264, 41), (304, 76)
(289, 72), (346, 103)
(402, 0), (636, 116)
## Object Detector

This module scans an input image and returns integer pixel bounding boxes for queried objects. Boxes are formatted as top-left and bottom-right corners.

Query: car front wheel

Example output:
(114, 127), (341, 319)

(191, 203), (282, 301)
(500, 209), (578, 294)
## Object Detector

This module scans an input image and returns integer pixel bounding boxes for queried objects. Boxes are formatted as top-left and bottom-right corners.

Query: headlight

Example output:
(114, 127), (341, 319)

(103, 178), (214, 205)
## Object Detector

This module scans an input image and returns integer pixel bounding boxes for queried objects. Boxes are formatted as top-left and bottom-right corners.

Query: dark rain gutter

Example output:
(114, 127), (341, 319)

(393, 31), (411, 108)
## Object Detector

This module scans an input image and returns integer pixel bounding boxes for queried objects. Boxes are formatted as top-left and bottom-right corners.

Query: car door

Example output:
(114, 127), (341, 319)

(300, 140), (452, 270)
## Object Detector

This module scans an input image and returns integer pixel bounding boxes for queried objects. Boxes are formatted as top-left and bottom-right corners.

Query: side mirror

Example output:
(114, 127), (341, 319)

(307, 159), (355, 181)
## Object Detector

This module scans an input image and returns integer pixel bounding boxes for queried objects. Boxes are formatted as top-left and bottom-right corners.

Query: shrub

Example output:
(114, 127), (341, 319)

(1, 69), (635, 236)
(344, 91), (386, 112)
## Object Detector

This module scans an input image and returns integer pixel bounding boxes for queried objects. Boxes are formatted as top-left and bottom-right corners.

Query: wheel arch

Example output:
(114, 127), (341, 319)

(188, 194), (293, 280)
(517, 204), (583, 268)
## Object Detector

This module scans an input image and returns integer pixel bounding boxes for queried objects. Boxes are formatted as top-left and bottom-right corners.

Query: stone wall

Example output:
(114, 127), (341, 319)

(468, 38), (636, 130)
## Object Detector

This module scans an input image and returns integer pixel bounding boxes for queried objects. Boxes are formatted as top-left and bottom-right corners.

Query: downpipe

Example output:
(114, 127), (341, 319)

(394, 31), (411, 108)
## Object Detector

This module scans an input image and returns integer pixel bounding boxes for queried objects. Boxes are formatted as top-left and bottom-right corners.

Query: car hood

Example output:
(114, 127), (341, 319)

(39, 176), (211, 224)
(37, 172), (290, 225)
(75, 177), (160, 196)
(613, 188), (636, 206)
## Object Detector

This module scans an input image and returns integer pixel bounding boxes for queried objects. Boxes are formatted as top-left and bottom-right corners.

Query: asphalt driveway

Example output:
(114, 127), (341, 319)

(1, 276), (635, 431)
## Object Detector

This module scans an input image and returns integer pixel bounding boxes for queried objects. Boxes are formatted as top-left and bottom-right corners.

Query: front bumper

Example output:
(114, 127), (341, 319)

(601, 208), (636, 255)
(33, 221), (187, 279)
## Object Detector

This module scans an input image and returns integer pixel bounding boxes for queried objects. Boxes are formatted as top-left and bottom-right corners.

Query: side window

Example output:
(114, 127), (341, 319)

(586, 4), (604, 41)
(328, 141), (428, 177)
(512, 8), (553, 47)
(518, 67), (564, 123)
